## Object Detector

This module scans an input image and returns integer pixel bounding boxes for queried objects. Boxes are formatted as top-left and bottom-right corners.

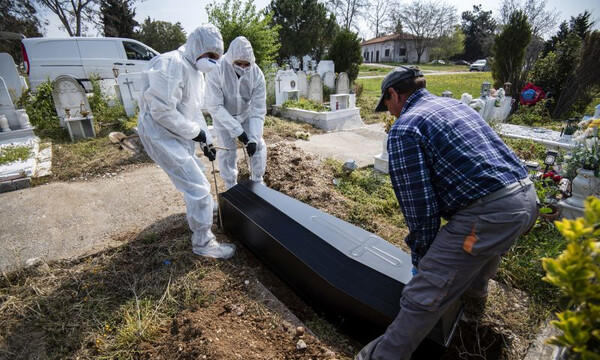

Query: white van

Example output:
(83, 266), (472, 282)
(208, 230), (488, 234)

(21, 37), (160, 91)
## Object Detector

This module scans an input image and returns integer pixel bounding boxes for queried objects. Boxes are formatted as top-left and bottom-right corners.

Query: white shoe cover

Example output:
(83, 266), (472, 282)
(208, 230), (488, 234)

(193, 239), (236, 259)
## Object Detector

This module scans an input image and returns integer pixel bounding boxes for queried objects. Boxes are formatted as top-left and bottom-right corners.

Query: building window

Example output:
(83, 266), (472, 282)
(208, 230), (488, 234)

(364, 52), (369, 60)
(398, 48), (406, 56)
(385, 49), (390, 57)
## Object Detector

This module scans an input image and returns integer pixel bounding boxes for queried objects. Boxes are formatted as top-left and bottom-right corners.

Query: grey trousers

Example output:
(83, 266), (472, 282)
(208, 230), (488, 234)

(357, 179), (538, 360)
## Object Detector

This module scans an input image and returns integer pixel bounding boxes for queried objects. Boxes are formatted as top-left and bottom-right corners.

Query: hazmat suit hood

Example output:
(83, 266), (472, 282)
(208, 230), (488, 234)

(223, 36), (256, 65)
(182, 24), (224, 66)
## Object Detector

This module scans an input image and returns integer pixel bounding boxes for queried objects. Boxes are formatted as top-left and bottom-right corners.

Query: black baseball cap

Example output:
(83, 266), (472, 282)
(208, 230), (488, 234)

(374, 66), (424, 112)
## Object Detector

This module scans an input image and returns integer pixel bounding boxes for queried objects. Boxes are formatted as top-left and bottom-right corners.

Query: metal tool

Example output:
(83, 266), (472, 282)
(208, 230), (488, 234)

(210, 160), (223, 229)
(242, 145), (252, 179)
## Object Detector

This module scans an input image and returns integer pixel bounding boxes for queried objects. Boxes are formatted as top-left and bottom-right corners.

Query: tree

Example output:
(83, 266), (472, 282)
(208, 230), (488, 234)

(326, 28), (362, 82)
(390, 0), (457, 64)
(429, 26), (465, 61)
(100, 0), (138, 38)
(491, 10), (531, 98)
(544, 11), (594, 55)
(326, 0), (366, 31)
(364, 0), (391, 38)
(552, 31), (600, 119)
(313, 13), (338, 61)
(0, 0), (42, 62)
(497, 0), (559, 38)
(460, 5), (497, 61)
(267, 0), (335, 62)
(34, 0), (99, 36)
(207, 0), (281, 68)
(135, 17), (186, 53)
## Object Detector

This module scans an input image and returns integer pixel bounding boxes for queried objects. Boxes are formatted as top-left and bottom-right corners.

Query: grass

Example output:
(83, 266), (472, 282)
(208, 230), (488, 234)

(0, 145), (32, 166)
(263, 115), (325, 142)
(381, 62), (472, 72)
(355, 72), (493, 124)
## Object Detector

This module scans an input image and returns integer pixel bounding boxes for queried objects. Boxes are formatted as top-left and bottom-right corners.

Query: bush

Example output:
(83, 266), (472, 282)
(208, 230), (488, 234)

(507, 100), (552, 126)
(281, 98), (328, 112)
(542, 197), (600, 358)
(89, 78), (138, 134)
(18, 81), (69, 141)
(326, 29), (362, 83)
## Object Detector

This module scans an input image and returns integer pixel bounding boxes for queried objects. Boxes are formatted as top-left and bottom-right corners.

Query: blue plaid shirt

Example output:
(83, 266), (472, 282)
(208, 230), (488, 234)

(387, 89), (527, 266)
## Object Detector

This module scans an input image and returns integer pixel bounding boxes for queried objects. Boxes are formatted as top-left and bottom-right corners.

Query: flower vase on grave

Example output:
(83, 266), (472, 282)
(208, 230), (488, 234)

(0, 114), (11, 132)
(560, 168), (600, 219)
(15, 109), (32, 129)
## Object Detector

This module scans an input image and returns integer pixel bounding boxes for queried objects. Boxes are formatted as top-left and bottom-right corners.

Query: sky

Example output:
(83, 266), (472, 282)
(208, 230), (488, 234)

(42, 0), (599, 41)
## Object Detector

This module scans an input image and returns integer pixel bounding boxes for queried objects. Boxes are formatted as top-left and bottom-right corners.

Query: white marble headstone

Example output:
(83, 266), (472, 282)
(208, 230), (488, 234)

(308, 74), (323, 104)
(0, 53), (26, 102)
(0, 77), (17, 130)
(336, 72), (350, 94)
(289, 56), (301, 71)
(274, 70), (299, 106)
(302, 55), (313, 72)
(52, 76), (91, 127)
(323, 71), (335, 89)
(317, 60), (335, 79)
(117, 72), (143, 116)
(297, 71), (308, 98)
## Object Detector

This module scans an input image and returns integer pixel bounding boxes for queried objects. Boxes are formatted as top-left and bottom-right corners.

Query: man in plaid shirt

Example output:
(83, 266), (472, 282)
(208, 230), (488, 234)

(357, 67), (538, 360)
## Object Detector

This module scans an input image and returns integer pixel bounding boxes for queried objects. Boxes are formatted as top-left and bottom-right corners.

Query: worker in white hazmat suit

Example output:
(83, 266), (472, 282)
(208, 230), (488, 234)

(205, 36), (267, 190)
(137, 24), (235, 259)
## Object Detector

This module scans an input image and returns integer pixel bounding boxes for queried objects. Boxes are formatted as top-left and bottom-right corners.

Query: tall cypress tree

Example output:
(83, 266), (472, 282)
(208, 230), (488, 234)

(100, 0), (138, 38)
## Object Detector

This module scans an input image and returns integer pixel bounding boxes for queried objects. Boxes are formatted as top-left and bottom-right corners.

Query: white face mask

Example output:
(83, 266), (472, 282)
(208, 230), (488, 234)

(196, 57), (218, 73)
(234, 64), (249, 77)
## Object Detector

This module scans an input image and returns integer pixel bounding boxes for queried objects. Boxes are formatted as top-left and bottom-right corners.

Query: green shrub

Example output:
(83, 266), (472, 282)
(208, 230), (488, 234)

(281, 98), (328, 112)
(507, 100), (553, 126)
(0, 145), (32, 165)
(542, 197), (600, 358)
(18, 81), (69, 141)
(89, 77), (138, 134)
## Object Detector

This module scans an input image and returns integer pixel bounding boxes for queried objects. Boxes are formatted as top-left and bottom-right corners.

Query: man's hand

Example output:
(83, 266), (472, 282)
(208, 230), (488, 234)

(246, 142), (257, 157)
(237, 132), (249, 145)
(192, 130), (207, 143)
(202, 144), (217, 161)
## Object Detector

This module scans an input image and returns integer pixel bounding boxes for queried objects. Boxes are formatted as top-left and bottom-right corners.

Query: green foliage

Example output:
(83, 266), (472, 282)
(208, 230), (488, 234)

(326, 28), (362, 83)
(135, 17), (186, 53)
(100, 0), (138, 38)
(281, 98), (328, 112)
(491, 10), (532, 92)
(267, 0), (337, 62)
(430, 26), (465, 61)
(89, 78), (137, 134)
(460, 5), (497, 61)
(0, 145), (32, 166)
(18, 80), (69, 141)
(0, 0), (42, 62)
(507, 100), (552, 126)
(323, 85), (333, 99)
(542, 197), (600, 358)
(207, 0), (281, 68)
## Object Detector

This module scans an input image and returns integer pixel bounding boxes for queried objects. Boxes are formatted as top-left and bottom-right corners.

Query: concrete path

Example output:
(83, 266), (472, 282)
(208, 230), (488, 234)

(0, 164), (186, 272)
(292, 123), (386, 167)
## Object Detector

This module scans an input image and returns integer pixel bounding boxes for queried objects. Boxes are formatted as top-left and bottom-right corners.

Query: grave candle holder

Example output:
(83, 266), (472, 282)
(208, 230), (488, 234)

(480, 82), (491, 99)
(503, 82), (512, 94)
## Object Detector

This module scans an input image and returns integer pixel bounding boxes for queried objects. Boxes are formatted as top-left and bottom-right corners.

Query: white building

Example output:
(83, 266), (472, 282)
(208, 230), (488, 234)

(360, 34), (430, 64)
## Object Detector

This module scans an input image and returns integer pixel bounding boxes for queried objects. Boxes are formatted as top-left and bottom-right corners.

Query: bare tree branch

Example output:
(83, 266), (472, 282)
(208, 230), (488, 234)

(497, 0), (559, 38)
(34, 0), (100, 36)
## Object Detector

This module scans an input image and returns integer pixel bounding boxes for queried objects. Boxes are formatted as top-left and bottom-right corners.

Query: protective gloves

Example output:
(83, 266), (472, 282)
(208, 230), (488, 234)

(237, 131), (249, 145)
(202, 144), (217, 161)
(192, 130), (207, 143)
(246, 142), (257, 157)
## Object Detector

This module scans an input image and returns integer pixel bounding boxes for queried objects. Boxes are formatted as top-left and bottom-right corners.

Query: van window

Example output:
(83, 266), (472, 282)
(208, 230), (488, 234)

(29, 40), (80, 59)
(123, 41), (157, 61)
(78, 40), (121, 59)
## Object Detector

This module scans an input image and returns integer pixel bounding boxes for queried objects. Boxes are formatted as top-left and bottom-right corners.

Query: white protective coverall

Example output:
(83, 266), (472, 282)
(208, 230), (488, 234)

(137, 25), (235, 259)
(205, 36), (267, 190)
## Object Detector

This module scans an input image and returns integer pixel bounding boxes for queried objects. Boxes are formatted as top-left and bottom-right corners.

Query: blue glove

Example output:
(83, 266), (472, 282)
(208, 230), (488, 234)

(411, 266), (418, 276)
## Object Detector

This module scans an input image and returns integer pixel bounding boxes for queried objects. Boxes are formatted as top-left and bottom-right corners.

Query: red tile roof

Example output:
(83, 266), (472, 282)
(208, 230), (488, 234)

(361, 34), (415, 46)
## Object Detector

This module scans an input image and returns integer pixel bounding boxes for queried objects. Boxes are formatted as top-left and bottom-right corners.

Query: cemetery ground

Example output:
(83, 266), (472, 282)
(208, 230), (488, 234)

(0, 74), (567, 359)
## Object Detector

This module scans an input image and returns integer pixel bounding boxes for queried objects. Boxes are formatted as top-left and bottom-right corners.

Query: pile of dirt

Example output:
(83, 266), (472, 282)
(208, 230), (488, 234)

(263, 142), (350, 219)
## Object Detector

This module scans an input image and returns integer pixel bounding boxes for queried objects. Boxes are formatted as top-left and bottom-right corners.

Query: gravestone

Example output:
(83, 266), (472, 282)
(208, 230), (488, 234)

(310, 60), (318, 72)
(0, 77), (35, 142)
(0, 53), (27, 102)
(308, 74), (323, 104)
(323, 71), (335, 90)
(52, 76), (95, 141)
(117, 72), (143, 116)
(297, 71), (308, 98)
(302, 55), (313, 72)
(289, 56), (301, 71)
(317, 60), (335, 79)
(336, 72), (350, 94)
(274, 70), (299, 106)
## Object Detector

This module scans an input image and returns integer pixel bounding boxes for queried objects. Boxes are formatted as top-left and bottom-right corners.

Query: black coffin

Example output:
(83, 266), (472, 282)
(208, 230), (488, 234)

(219, 181), (462, 350)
